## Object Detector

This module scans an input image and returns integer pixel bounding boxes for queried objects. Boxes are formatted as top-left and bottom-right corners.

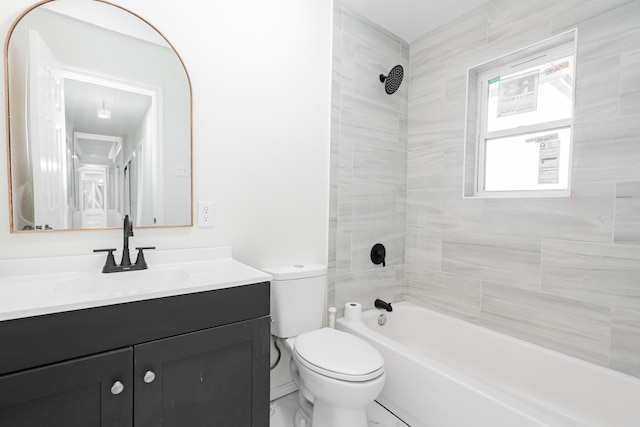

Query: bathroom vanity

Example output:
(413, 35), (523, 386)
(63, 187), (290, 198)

(0, 1), (274, 424)
(0, 248), (271, 427)
(1, 1), (273, 423)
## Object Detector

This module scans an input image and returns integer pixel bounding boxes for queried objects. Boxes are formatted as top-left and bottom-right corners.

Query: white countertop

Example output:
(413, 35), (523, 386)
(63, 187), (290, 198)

(0, 247), (272, 321)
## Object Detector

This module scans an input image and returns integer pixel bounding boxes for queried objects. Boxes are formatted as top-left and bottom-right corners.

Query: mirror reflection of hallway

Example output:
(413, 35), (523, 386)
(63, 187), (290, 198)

(73, 132), (124, 228)
(6, 0), (192, 231)
(78, 165), (107, 228)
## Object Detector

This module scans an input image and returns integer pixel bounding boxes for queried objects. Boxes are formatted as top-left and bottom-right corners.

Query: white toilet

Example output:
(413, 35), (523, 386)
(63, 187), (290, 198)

(264, 264), (385, 427)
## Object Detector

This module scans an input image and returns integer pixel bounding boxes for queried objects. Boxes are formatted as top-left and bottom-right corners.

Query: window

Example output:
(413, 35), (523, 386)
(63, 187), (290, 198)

(464, 30), (577, 198)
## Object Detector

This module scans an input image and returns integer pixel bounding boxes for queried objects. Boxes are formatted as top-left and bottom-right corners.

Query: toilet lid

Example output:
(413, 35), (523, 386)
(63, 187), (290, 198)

(293, 328), (384, 381)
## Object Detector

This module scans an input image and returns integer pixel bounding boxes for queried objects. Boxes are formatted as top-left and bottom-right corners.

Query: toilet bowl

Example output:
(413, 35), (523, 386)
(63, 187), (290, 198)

(290, 328), (385, 427)
(264, 264), (386, 427)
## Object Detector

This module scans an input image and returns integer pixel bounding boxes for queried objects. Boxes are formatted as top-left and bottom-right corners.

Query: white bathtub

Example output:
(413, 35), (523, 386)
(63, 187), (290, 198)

(336, 301), (640, 427)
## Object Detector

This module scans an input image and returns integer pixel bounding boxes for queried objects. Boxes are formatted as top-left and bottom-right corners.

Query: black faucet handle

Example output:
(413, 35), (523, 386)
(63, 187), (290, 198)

(94, 248), (118, 253)
(371, 243), (386, 267)
(134, 246), (156, 269)
(135, 246), (156, 254)
(94, 248), (117, 273)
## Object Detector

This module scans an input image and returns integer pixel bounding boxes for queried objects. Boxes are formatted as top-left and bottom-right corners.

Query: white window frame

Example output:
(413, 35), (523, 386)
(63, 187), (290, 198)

(463, 30), (578, 198)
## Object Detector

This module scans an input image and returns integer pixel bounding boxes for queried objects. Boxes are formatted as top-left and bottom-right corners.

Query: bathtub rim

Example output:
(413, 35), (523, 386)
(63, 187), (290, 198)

(336, 300), (640, 427)
(348, 300), (640, 386)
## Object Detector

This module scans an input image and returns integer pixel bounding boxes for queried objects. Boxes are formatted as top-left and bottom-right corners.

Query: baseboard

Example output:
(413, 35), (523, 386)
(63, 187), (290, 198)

(270, 381), (298, 401)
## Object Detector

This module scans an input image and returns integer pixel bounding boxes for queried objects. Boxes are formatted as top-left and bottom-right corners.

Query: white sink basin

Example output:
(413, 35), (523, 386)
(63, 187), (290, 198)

(54, 268), (190, 297)
(0, 247), (273, 321)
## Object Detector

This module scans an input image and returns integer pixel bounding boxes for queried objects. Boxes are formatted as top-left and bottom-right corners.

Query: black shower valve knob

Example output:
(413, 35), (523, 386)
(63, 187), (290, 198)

(371, 243), (386, 267)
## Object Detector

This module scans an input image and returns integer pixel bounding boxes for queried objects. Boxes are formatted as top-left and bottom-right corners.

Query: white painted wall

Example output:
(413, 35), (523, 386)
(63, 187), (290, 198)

(0, 0), (333, 269)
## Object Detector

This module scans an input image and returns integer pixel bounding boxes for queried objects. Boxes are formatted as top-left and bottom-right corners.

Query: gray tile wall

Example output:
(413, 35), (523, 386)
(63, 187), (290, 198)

(329, 2), (408, 316)
(406, 0), (640, 378)
(329, 0), (640, 379)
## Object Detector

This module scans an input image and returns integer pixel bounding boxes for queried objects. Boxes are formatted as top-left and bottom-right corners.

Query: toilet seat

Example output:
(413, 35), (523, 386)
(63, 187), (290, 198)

(293, 328), (384, 382)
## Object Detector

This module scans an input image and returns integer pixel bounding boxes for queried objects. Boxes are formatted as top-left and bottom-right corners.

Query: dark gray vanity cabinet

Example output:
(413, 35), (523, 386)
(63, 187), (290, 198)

(0, 348), (133, 426)
(0, 282), (270, 427)
(135, 317), (266, 426)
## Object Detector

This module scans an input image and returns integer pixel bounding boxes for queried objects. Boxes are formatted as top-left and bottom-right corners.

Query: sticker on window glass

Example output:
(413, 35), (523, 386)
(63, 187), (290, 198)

(537, 136), (560, 184)
(544, 60), (569, 75)
(497, 70), (539, 118)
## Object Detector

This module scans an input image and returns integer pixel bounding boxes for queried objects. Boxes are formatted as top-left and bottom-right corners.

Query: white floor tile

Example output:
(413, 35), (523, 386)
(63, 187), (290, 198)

(365, 401), (410, 427)
(269, 392), (300, 427)
(269, 392), (409, 427)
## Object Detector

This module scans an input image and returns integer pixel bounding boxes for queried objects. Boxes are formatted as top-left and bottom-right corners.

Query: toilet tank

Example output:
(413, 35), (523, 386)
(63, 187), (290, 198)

(263, 264), (327, 338)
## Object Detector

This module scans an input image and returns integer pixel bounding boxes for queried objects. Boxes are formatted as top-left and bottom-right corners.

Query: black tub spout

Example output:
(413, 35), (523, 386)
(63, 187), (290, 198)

(374, 299), (393, 312)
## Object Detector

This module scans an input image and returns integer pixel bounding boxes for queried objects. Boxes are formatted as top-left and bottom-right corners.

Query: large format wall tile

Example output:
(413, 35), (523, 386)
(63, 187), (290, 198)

(334, 267), (400, 316)
(406, 188), (482, 232)
(620, 50), (640, 117)
(573, 56), (621, 123)
(482, 182), (614, 243)
(405, 226), (442, 272)
(405, 267), (482, 322)
(407, 141), (444, 191)
(405, 189), (429, 229)
(409, 66), (446, 106)
(340, 95), (402, 149)
(331, 0), (640, 380)
(614, 181), (640, 245)
(487, 0), (550, 50)
(352, 148), (406, 190)
(563, 1), (640, 65)
(404, 0), (640, 379)
(329, 1), (408, 317)
(349, 228), (405, 272)
(338, 186), (399, 230)
(572, 114), (640, 185)
(550, 0), (638, 33)
(480, 283), (611, 366)
(442, 232), (541, 290)
(541, 240), (640, 312)
(335, 229), (351, 275)
(610, 308), (640, 377)
(411, 3), (489, 76)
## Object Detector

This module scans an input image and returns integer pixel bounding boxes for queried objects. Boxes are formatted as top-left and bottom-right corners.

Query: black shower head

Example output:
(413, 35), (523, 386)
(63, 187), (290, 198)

(379, 64), (404, 95)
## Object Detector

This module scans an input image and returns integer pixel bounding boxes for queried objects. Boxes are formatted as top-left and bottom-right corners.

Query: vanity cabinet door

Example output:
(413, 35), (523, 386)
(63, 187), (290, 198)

(134, 316), (270, 427)
(0, 347), (133, 427)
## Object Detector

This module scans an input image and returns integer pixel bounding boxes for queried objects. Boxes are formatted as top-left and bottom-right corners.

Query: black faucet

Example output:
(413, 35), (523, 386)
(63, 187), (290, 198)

(121, 215), (134, 267)
(94, 215), (155, 273)
(374, 299), (393, 312)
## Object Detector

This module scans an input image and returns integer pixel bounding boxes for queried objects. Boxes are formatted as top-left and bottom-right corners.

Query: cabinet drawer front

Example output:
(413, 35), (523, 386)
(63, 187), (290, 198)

(0, 347), (133, 427)
(134, 317), (270, 427)
(0, 282), (269, 375)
